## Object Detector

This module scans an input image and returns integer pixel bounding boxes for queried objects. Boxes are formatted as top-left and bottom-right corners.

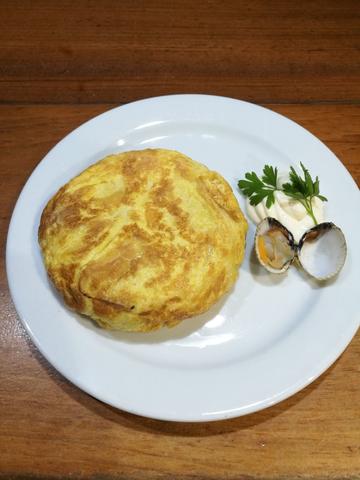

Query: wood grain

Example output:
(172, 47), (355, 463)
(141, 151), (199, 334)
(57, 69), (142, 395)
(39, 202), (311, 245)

(0, 104), (359, 479)
(0, 0), (360, 104)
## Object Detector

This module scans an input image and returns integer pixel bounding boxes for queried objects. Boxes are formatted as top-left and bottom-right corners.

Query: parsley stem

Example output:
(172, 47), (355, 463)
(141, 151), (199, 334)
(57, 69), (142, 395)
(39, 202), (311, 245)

(308, 208), (318, 225)
(301, 198), (318, 225)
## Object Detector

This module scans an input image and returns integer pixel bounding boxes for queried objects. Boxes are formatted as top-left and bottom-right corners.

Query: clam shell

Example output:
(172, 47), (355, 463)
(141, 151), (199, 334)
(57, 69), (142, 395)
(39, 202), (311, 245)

(255, 217), (296, 274)
(298, 222), (347, 281)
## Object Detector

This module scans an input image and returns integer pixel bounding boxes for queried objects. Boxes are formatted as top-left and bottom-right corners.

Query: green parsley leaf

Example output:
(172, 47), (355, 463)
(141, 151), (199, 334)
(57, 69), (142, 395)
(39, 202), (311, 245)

(282, 163), (327, 224)
(262, 165), (278, 188)
(238, 165), (278, 208)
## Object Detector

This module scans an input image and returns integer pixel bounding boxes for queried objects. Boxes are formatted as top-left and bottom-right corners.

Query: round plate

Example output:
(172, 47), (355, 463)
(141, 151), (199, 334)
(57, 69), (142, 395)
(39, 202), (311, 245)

(6, 95), (359, 422)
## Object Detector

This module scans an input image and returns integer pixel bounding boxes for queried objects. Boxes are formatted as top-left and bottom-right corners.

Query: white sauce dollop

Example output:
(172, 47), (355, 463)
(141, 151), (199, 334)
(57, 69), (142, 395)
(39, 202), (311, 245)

(246, 172), (325, 242)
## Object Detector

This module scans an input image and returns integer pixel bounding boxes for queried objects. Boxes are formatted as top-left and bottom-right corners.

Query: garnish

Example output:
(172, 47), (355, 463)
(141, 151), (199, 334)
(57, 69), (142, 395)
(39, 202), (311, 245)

(238, 163), (327, 224)
(282, 164), (327, 225)
(238, 165), (278, 209)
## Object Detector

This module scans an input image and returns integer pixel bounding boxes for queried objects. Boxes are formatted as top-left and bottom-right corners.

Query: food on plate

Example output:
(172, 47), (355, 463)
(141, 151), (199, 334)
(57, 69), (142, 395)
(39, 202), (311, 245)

(255, 218), (346, 280)
(238, 163), (326, 242)
(255, 217), (295, 274)
(239, 163), (347, 280)
(297, 222), (347, 280)
(39, 148), (248, 332)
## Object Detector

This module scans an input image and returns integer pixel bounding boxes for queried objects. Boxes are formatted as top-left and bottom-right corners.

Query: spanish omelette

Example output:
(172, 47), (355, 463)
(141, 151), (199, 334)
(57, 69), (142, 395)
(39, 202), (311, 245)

(39, 149), (247, 332)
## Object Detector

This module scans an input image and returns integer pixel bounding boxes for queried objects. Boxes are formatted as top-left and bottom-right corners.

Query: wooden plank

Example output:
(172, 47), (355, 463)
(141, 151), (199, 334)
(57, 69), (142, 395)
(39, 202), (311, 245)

(0, 104), (359, 479)
(0, 0), (359, 104)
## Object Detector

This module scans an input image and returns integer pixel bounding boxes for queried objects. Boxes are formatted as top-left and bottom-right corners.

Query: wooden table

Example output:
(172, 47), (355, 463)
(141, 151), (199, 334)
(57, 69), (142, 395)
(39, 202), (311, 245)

(1, 2), (359, 479)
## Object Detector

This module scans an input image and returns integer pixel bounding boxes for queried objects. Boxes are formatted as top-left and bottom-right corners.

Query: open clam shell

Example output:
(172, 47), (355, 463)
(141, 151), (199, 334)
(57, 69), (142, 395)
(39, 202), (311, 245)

(255, 217), (296, 274)
(254, 218), (347, 280)
(298, 222), (347, 281)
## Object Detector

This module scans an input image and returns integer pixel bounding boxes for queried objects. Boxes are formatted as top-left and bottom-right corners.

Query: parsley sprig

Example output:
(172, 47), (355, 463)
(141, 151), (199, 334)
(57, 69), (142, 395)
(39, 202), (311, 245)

(238, 163), (327, 225)
(238, 165), (278, 209)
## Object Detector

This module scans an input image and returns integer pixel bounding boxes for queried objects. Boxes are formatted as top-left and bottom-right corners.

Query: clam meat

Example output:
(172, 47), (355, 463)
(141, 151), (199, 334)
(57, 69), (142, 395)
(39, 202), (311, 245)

(255, 217), (296, 274)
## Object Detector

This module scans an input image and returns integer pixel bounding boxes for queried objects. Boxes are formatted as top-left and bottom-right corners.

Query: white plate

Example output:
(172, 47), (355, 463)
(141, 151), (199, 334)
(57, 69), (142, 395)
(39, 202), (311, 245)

(6, 95), (360, 422)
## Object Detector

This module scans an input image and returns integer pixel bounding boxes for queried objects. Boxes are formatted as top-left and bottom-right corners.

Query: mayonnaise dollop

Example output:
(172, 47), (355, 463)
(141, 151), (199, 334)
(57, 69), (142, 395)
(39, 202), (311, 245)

(246, 172), (325, 242)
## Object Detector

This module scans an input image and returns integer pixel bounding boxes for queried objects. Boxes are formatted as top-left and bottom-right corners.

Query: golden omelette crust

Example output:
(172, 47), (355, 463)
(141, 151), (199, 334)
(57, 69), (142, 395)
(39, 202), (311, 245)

(39, 149), (248, 332)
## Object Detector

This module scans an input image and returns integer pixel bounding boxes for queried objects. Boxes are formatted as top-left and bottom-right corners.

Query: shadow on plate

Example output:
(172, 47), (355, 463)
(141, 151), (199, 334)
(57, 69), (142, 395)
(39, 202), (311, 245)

(293, 260), (340, 289)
